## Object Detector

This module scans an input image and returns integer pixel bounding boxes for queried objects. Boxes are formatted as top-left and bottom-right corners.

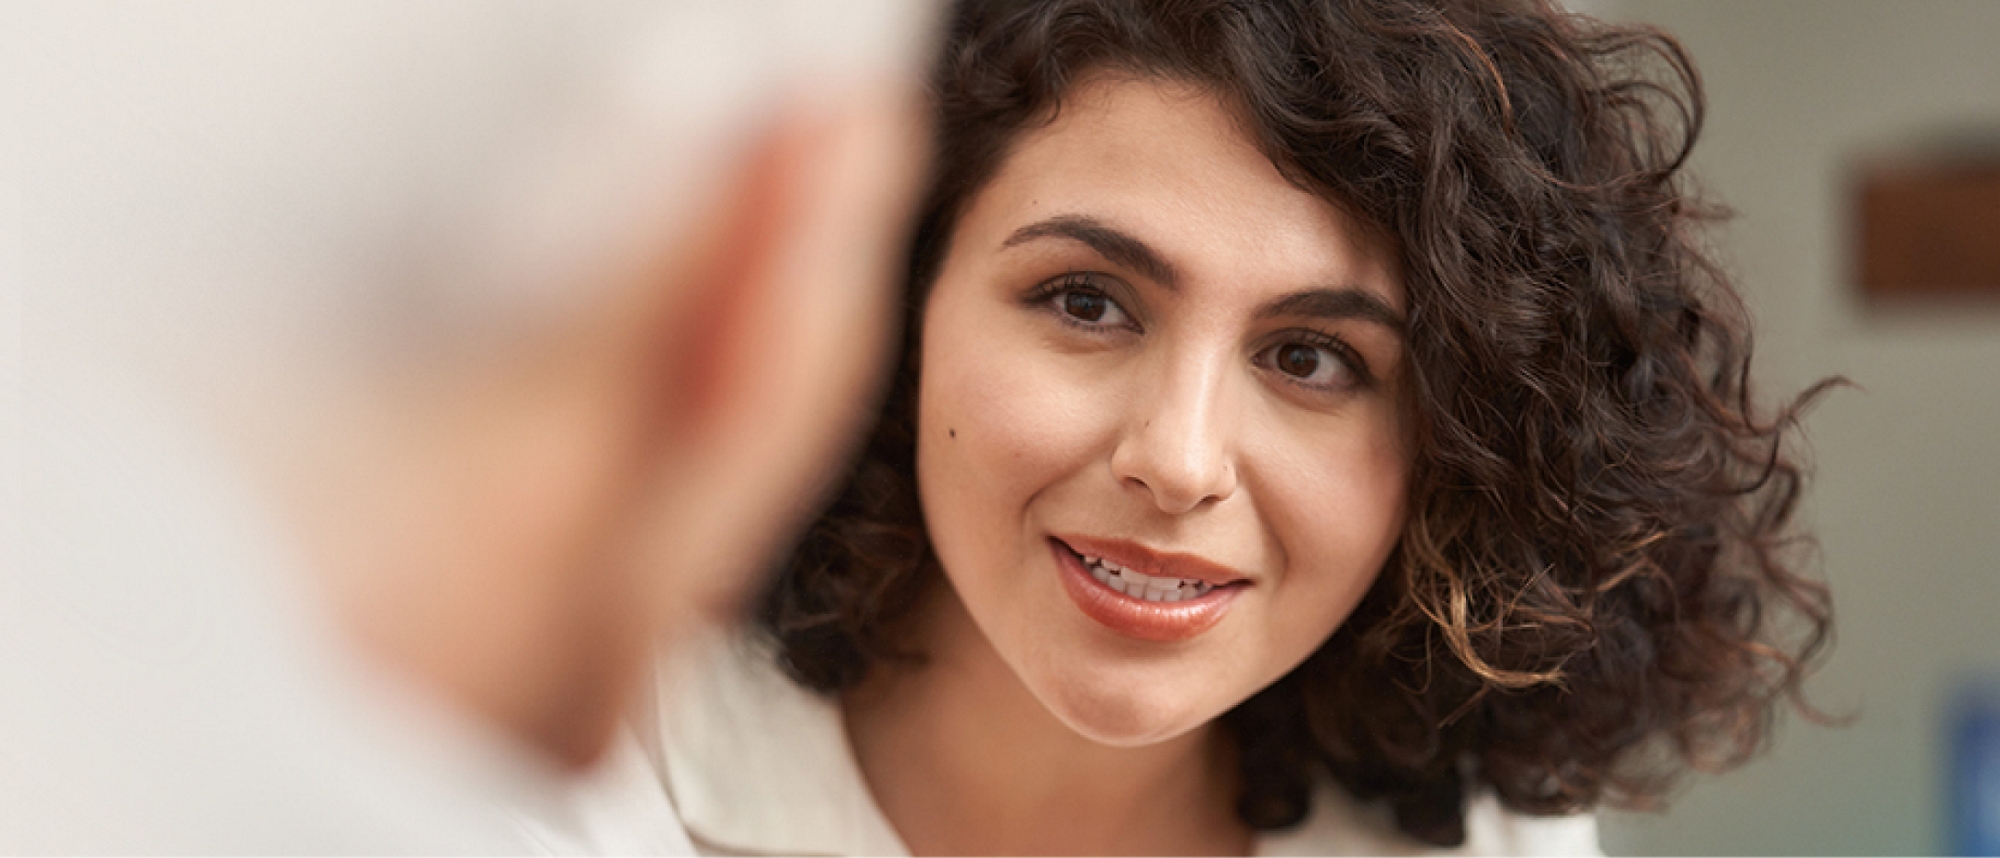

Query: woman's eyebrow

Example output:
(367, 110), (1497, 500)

(1001, 214), (1180, 288)
(1256, 288), (1406, 333)
(1001, 216), (1401, 332)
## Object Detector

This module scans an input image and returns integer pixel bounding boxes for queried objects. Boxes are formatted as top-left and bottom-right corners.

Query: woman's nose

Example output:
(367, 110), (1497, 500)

(1108, 356), (1240, 515)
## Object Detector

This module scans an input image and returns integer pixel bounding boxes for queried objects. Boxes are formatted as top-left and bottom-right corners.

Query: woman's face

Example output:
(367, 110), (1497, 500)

(917, 73), (1410, 746)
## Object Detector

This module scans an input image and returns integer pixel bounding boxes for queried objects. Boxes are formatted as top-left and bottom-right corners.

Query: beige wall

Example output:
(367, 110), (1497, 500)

(1583, 1), (2000, 854)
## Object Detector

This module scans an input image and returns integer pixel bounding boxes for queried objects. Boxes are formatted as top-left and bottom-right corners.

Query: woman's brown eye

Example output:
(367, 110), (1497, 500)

(1063, 291), (1109, 322)
(1277, 343), (1321, 378)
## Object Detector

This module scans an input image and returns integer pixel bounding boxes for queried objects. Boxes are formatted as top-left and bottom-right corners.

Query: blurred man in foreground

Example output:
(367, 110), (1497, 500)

(1, 2), (929, 851)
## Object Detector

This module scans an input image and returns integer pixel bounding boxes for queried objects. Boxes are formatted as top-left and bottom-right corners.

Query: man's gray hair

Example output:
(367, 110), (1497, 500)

(12, 1), (931, 377)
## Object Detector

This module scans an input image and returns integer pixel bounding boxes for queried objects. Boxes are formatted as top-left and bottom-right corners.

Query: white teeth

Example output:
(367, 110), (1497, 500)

(1084, 554), (1132, 576)
(1081, 555), (1213, 603)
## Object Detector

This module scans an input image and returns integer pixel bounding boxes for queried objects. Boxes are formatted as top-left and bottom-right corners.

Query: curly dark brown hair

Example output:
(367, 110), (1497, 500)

(758, 0), (1837, 847)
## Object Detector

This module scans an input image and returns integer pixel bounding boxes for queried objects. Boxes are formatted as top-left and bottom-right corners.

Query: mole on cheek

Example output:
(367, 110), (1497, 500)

(949, 428), (957, 439)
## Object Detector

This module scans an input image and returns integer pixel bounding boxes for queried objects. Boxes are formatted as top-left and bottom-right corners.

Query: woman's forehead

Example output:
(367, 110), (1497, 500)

(963, 73), (1404, 313)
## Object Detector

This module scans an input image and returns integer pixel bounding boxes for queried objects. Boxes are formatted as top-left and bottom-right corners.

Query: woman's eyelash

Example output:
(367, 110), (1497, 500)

(1261, 330), (1375, 391)
(1022, 273), (1136, 330)
(1023, 275), (1373, 391)
(1020, 273), (1100, 307)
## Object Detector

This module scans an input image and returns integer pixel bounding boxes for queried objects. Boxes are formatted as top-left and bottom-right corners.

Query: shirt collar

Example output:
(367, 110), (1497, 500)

(649, 633), (909, 856)
(642, 632), (1595, 857)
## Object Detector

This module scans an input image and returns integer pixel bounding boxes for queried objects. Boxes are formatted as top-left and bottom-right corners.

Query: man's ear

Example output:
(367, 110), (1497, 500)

(660, 113), (812, 438)
(655, 85), (918, 460)
(622, 84), (920, 635)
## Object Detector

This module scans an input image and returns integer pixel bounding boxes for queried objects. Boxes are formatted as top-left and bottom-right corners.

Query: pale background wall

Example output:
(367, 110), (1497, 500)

(1564, 1), (2000, 854)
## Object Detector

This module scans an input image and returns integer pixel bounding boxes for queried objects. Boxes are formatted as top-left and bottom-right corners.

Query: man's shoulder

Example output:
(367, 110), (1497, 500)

(3, 376), (551, 854)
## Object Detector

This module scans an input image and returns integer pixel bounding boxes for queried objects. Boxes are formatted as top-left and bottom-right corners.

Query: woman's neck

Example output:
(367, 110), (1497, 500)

(842, 584), (1252, 856)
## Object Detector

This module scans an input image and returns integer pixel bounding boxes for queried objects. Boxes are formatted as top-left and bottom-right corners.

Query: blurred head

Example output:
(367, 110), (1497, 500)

(766, 0), (1832, 846)
(25, 0), (934, 765)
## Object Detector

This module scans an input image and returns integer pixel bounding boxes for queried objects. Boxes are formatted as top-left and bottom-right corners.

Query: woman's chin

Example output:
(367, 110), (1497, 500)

(1033, 679), (1217, 748)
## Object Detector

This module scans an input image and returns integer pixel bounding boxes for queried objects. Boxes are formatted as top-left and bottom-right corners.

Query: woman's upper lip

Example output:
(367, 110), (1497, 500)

(1053, 534), (1251, 586)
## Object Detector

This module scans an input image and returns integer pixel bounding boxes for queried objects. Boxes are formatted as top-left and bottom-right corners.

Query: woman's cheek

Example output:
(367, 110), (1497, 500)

(1250, 407), (1409, 628)
(921, 331), (1117, 522)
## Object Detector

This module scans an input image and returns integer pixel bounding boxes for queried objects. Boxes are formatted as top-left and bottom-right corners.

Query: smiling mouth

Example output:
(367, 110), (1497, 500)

(1050, 537), (1248, 642)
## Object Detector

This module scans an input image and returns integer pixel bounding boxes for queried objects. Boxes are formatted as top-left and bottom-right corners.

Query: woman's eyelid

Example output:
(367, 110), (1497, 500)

(1034, 270), (1145, 329)
(1023, 273), (1387, 387)
(1258, 327), (1375, 390)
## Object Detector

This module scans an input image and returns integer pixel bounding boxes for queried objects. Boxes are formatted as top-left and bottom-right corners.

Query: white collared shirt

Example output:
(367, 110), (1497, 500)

(535, 633), (1601, 856)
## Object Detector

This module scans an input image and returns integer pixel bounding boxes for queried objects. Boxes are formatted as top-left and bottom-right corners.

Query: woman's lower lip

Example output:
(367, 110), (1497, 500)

(1050, 539), (1242, 642)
